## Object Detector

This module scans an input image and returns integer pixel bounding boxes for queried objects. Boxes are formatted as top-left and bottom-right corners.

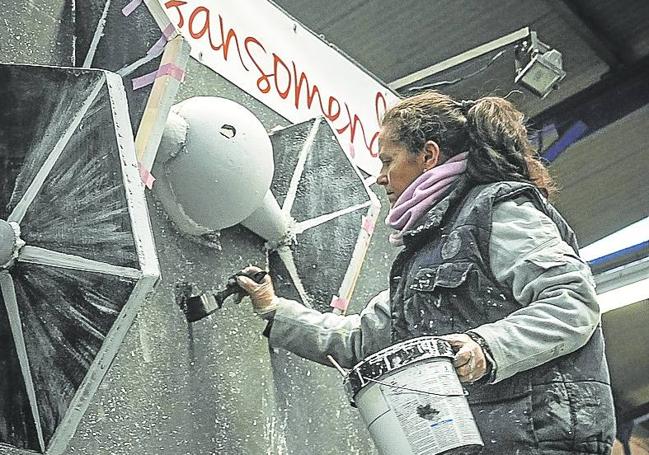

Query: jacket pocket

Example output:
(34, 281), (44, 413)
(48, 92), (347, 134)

(467, 372), (537, 451)
(405, 262), (475, 337)
(466, 371), (532, 404)
(470, 393), (537, 452)
(409, 262), (473, 292)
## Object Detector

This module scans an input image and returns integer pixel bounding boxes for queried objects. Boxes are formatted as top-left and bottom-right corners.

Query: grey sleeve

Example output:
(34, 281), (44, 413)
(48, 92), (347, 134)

(470, 199), (600, 383)
(268, 290), (392, 369)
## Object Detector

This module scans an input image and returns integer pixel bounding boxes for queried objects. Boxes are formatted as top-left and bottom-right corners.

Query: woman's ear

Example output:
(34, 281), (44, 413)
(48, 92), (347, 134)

(422, 140), (441, 171)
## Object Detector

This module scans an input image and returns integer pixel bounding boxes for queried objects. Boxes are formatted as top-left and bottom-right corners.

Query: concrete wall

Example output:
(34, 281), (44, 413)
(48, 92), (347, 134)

(0, 2), (395, 454)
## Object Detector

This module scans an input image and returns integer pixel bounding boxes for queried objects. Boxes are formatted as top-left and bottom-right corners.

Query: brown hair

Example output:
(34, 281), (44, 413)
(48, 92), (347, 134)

(381, 91), (556, 198)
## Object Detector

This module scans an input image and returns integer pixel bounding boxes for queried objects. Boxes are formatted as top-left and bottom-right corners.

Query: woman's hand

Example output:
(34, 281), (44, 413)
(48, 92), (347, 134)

(438, 333), (488, 383)
(235, 266), (278, 317)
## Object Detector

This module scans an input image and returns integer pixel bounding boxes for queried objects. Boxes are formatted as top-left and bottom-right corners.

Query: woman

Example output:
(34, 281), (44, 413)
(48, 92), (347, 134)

(238, 91), (616, 454)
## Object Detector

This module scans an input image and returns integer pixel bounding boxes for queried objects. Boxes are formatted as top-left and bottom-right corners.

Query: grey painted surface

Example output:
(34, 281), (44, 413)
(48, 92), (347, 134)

(0, 0), (73, 67)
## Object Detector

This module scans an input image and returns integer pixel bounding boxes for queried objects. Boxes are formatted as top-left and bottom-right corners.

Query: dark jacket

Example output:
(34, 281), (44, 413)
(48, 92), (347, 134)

(389, 180), (616, 454)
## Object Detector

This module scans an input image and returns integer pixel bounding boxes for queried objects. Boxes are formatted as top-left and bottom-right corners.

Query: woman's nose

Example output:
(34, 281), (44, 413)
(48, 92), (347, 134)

(376, 173), (388, 186)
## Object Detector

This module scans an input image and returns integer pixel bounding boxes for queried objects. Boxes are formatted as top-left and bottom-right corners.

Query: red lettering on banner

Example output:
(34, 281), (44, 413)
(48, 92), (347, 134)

(164, 1), (187, 28)
(166, 2), (387, 164)
(327, 96), (341, 122)
(215, 16), (249, 71)
(244, 37), (272, 94)
(336, 104), (379, 158)
(188, 7), (210, 39)
(187, 8), (249, 71)
(292, 64), (326, 115)
(371, 92), (388, 157)
(273, 54), (291, 99)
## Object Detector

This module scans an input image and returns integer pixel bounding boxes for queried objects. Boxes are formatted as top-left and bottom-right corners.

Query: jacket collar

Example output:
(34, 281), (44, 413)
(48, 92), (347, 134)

(401, 177), (471, 246)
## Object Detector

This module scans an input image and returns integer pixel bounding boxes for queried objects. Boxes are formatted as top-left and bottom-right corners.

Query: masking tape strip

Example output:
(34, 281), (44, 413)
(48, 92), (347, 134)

(362, 216), (375, 235)
(147, 24), (176, 56)
(330, 295), (349, 311)
(118, 25), (176, 77)
(132, 63), (185, 90)
(161, 23), (175, 39)
(146, 35), (167, 57)
(121, 0), (143, 16)
(138, 162), (155, 189)
(348, 141), (356, 159)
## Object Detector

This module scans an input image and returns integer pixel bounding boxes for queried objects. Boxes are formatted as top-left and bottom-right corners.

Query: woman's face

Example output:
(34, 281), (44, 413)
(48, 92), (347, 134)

(376, 129), (440, 206)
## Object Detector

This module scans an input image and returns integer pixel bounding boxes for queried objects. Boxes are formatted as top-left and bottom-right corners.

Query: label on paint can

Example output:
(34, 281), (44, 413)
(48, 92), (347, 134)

(379, 361), (482, 454)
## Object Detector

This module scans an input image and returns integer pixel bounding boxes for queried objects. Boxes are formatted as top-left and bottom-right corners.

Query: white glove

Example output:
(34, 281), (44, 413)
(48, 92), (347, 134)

(235, 266), (279, 318)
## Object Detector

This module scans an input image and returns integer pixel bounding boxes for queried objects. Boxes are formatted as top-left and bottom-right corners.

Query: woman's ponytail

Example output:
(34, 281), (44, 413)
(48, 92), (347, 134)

(464, 97), (556, 198)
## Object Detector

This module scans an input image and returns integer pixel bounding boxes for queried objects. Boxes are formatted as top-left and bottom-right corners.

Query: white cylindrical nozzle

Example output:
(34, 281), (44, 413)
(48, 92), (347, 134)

(240, 191), (290, 247)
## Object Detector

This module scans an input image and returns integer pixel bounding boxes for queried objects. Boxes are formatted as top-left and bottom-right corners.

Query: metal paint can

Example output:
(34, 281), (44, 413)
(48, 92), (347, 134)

(344, 337), (483, 455)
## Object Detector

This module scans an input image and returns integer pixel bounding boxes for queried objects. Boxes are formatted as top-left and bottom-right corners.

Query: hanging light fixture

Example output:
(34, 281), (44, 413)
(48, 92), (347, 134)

(389, 27), (566, 99)
(514, 31), (566, 98)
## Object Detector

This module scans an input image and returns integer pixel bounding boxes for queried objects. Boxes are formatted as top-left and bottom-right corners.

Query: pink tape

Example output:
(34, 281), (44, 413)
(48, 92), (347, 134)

(362, 216), (375, 235)
(138, 162), (155, 189)
(147, 24), (176, 56)
(348, 141), (356, 158)
(330, 296), (349, 311)
(147, 35), (167, 57)
(122, 0), (143, 16)
(146, 24), (176, 57)
(131, 63), (185, 90)
(131, 71), (157, 90)
(161, 23), (175, 39)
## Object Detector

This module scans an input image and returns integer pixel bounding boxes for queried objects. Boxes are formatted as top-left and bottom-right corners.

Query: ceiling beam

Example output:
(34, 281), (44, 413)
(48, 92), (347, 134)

(543, 0), (623, 68)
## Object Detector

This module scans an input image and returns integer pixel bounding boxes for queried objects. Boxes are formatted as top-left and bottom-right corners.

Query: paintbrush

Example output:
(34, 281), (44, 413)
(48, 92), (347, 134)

(175, 270), (268, 323)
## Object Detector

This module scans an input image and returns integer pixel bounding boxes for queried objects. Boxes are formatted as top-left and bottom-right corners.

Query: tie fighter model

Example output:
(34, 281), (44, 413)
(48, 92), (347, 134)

(267, 117), (380, 313)
(0, 63), (159, 454)
(154, 97), (380, 316)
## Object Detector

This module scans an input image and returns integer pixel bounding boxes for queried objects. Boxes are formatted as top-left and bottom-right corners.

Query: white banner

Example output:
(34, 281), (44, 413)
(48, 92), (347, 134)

(159, 0), (400, 175)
